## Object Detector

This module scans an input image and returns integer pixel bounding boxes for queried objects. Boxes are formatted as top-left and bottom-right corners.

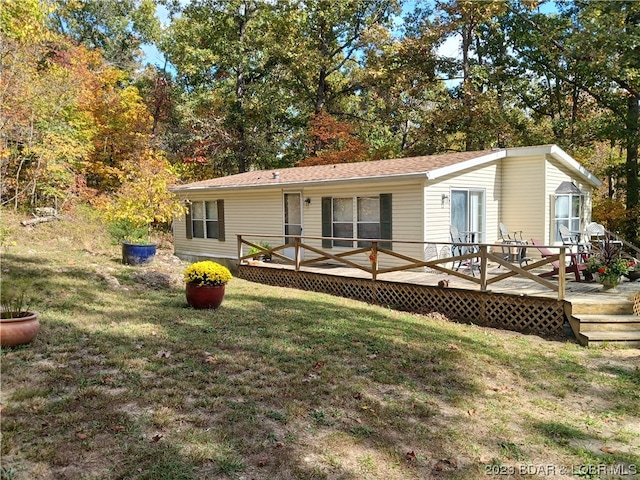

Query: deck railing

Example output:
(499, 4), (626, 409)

(237, 234), (574, 300)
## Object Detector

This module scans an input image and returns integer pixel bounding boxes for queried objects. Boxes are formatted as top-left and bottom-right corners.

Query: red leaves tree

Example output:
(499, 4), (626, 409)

(298, 112), (368, 167)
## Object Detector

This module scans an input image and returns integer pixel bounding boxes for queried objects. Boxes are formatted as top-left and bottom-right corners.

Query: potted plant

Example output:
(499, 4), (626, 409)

(100, 151), (185, 266)
(184, 261), (233, 309)
(107, 218), (157, 265)
(248, 241), (272, 262)
(586, 240), (635, 290)
(0, 282), (40, 347)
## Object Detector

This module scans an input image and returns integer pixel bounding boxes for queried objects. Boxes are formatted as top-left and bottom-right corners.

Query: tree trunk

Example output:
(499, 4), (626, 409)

(625, 94), (639, 209)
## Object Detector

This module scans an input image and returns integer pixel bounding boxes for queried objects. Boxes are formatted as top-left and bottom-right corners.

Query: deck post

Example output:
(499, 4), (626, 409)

(237, 235), (243, 265)
(479, 245), (488, 291)
(558, 247), (566, 300)
(294, 236), (301, 271)
(371, 242), (378, 281)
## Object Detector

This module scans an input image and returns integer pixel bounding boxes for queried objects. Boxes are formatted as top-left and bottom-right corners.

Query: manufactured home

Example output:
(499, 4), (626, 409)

(171, 144), (601, 269)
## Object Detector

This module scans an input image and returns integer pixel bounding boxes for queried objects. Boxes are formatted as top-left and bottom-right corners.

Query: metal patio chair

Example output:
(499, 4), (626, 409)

(499, 223), (530, 267)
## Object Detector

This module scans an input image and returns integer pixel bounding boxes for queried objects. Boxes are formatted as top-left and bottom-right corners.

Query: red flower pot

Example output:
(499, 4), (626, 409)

(0, 312), (40, 347)
(185, 283), (226, 309)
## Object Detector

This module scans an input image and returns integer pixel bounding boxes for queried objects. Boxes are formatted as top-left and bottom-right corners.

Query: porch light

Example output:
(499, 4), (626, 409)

(305, 198), (311, 205)
(441, 193), (449, 207)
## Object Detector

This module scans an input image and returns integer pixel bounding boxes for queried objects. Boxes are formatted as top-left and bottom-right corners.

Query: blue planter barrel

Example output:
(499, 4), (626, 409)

(122, 242), (156, 265)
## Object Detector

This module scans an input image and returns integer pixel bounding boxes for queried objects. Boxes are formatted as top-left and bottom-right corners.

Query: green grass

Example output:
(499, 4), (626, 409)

(1, 208), (639, 479)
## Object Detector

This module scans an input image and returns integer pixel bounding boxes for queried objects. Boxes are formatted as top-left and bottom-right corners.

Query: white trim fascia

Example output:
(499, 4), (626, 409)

(425, 149), (507, 180)
(547, 145), (602, 187)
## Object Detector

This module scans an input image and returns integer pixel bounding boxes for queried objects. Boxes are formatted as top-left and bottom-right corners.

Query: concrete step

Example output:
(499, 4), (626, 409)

(577, 314), (640, 332)
(579, 330), (640, 347)
(570, 300), (634, 315)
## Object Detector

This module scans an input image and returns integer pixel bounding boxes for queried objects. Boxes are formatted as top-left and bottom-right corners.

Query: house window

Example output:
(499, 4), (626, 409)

(357, 197), (380, 247)
(187, 200), (225, 241)
(553, 182), (582, 242)
(333, 197), (355, 247)
(322, 194), (391, 248)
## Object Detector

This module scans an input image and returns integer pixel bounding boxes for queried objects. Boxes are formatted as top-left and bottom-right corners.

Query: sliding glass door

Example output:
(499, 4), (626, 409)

(451, 189), (485, 242)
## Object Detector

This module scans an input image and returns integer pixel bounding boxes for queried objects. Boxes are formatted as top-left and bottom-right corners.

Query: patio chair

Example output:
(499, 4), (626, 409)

(530, 238), (587, 282)
(584, 222), (606, 250)
(558, 224), (588, 252)
(450, 225), (481, 275)
(449, 225), (465, 271)
(499, 223), (530, 266)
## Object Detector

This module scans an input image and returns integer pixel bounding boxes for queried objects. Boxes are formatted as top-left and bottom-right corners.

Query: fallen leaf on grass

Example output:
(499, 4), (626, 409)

(150, 434), (163, 443)
(406, 451), (416, 461)
(600, 446), (617, 454)
(361, 405), (377, 416)
(156, 351), (171, 358)
(76, 433), (88, 440)
(111, 425), (126, 433)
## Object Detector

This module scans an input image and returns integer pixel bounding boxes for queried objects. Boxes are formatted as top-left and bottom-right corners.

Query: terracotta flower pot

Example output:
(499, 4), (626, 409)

(0, 312), (40, 347)
(185, 283), (226, 309)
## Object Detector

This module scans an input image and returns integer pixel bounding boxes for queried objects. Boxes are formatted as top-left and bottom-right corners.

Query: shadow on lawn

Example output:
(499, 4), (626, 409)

(2, 251), (638, 479)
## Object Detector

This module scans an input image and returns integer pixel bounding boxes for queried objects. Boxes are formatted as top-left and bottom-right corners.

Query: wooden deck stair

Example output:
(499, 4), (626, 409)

(568, 294), (640, 347)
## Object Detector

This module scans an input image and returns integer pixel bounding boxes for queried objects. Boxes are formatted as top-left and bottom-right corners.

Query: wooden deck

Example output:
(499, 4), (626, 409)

(235, 234), (640, 347)
(238, 260), (640, 347)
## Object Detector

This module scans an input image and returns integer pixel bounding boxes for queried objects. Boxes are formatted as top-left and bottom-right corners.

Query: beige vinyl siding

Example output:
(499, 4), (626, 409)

(500, 155), (546, 244)
(300, 179), (424, 268)
(424, 161), (500, 244)
(174, 190), (284, 262)
(545, 156), (593, 244)
(174, 179), (424, 269)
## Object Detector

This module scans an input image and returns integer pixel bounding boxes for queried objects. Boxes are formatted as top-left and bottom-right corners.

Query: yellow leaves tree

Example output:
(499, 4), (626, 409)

(101, 148), (185, 241)
(1, 0), (96, 210)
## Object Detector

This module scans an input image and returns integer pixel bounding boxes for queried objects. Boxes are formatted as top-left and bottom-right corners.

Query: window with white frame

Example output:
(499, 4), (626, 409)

(324, 195), (386, 248)
(188, 200), (224, 240)
(554, 191), (582, 242)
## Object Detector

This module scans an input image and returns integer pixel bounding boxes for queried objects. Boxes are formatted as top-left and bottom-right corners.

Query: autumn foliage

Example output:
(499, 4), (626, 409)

(298, 112), (368, 167)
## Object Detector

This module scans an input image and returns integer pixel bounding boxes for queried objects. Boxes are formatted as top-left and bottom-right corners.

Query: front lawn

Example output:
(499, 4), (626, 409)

(1, 210), (638, 479)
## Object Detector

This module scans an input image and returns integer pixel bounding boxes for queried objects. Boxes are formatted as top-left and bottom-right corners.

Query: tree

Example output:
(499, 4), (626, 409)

(298, 112), (368, 166)
(1, 1), (97, 210)
(162, 0), (294, 175)
(49, 0), (161, 71)
(506, 0), (639, 232)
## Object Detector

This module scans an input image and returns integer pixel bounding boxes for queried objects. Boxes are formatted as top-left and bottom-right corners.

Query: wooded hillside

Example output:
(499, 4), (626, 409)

(1, 0), (638, 242)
